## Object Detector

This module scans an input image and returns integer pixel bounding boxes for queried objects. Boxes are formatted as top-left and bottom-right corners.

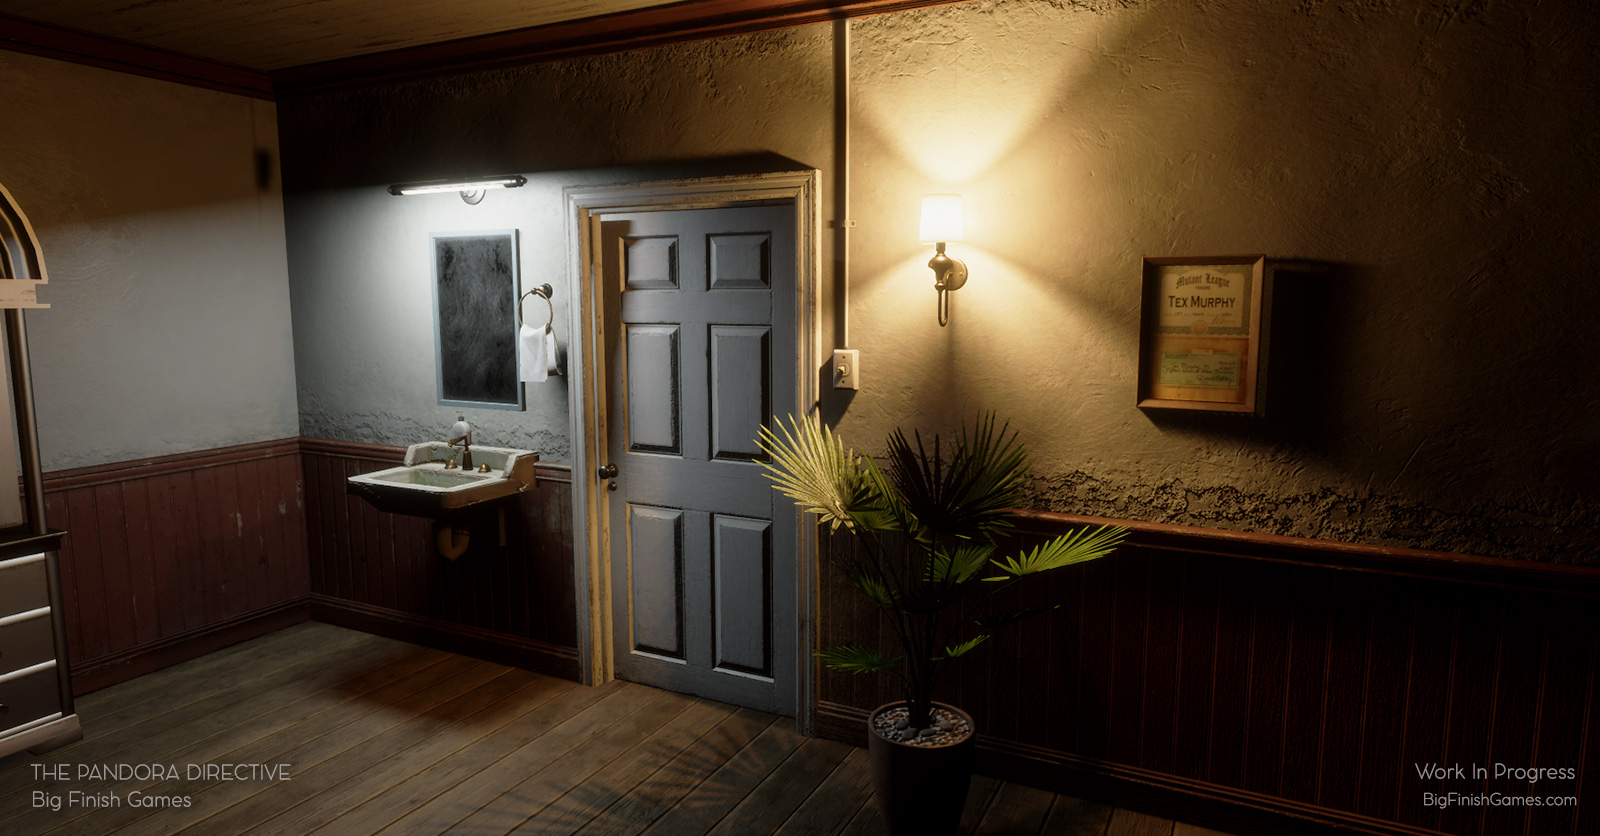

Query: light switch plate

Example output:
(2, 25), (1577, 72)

(832, 349), (860, 390)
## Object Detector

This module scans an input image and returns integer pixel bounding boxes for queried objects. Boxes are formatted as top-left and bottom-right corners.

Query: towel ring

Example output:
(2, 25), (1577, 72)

(518, 283), (554, 329)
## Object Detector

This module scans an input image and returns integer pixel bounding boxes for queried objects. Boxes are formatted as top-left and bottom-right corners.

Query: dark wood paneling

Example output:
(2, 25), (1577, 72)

(814, 512), (1600, 836)
(309, 594), (578, 682)
(70, 600), (311, 695)
(300, 439), (579, 661)
(42, 438), (310, 694)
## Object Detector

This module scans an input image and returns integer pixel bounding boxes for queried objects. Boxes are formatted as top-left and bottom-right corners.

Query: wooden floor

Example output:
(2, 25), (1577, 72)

(1, 623), (1239, 836)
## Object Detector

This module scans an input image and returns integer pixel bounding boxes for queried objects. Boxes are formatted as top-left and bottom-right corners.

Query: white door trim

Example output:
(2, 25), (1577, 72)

(563, 171), (822, 731)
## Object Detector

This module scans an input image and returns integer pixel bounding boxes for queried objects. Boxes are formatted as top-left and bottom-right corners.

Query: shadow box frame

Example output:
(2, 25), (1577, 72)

(1136, 254), (1266, 413)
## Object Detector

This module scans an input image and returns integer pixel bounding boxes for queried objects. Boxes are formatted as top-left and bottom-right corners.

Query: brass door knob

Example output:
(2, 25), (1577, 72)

(597, 463), (619, 479)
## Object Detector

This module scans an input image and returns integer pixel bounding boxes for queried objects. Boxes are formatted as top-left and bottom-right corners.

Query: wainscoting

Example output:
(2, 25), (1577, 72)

(813, 513), (1600, 836)
(42, 437), (581, 694)
(40, 438), (1598, 836)
(42, 439), (311, 694)
(299, 438), (579, 680)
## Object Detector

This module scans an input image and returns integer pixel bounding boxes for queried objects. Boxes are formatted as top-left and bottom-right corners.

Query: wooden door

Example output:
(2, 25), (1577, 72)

(601, 204), (797, 716)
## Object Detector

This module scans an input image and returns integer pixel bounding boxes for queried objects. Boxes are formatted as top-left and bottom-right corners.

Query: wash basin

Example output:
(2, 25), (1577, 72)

(368, 468), (489, 489)
(346, 442), (538, 520)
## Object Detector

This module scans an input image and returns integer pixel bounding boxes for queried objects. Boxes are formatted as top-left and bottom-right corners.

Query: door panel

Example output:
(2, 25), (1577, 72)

(624, 324), (681, 454)
(708, 233), (771, 289)
(603, 203), (797, 716)
(709, 325), (770, 462)
(628, 504), (685, 660)
(712, 514), (772, 677)
(624, 236), (679, 289)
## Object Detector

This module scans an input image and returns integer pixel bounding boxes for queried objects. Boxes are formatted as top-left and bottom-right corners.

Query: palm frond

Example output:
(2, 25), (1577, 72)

(757, 416), (879, 532)
(940, 634), (990, 660)
(841, 560), (895, 608)
(927, 542), (995, 585)
(884, 413), (1029, 542)
(985, 524), (1129, 581)
(816, 645), (901, 674)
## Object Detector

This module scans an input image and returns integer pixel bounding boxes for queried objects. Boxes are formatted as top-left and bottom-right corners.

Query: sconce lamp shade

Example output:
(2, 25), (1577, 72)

(918, 194), (964, 244)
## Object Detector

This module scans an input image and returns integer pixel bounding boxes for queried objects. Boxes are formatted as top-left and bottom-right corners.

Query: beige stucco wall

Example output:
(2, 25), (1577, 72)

(0, 50), (299, 470)
(280, 0), (1600, 562)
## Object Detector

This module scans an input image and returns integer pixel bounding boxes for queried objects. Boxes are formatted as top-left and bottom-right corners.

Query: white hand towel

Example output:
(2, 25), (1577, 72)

(544, 326), (559, 375)
(519, 323), (548, 383)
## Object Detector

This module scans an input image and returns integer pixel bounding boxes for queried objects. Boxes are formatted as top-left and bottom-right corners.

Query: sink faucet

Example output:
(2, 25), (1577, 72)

(448, 417), (473, 470)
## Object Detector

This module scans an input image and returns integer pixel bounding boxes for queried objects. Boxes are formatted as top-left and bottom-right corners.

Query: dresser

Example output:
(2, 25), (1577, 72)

(0, 182), (78, 759)
(0, 532), (77, 758)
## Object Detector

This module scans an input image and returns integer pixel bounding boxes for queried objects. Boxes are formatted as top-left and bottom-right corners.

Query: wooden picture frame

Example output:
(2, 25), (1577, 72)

(431, 229), (525, 411)
(1137, 254), (1265, 413)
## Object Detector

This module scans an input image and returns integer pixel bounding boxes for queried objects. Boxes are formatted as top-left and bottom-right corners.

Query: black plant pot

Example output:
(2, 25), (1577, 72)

(867, 701), (976, 836)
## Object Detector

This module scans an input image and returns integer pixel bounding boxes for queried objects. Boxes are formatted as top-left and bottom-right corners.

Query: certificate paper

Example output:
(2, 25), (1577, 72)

(1158, 351), (1241, 388)
(1155, 263), (1253, 336)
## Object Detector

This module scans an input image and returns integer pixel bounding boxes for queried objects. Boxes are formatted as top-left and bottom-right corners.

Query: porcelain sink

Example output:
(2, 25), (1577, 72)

(346, 442), (538, 519)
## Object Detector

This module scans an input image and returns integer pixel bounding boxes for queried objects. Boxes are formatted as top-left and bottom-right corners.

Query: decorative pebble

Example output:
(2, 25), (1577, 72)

(871, 706), (974, 748)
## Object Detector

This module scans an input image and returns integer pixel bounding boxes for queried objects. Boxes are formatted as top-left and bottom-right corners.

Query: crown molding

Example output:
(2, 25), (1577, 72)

(0, 12), (273, 100)
(272, 0), (976, 97)
(2, 1), (975, 101)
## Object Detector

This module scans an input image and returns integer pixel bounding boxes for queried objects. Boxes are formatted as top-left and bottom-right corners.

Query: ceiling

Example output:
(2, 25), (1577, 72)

(0, 0), (687, 70)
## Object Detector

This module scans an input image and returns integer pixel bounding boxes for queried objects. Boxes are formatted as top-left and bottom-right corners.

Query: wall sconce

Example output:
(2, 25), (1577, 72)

(919, 194), (967, 327)
(388, 175), (527, 205)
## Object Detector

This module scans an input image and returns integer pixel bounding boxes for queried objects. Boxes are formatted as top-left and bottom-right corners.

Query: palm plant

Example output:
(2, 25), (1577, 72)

(758, 413), (1127, 730)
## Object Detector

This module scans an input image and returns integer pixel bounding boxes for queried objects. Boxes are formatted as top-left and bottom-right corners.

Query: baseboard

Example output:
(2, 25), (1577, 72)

(70, 599), (312, 695)
(308, 594), (581, 682)
(815, 701), (1444, 836)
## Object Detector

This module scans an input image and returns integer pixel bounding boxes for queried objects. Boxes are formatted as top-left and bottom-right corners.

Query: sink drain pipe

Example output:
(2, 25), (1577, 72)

(434, 523), (471, 560)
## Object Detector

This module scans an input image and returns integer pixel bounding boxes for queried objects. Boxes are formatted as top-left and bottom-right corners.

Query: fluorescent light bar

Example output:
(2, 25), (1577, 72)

(388, 175), (527, 196)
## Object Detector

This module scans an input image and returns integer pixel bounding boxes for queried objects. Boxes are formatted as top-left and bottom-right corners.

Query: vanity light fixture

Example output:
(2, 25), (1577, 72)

(919, 194), (968, 327)
(388, 175), (527, 205)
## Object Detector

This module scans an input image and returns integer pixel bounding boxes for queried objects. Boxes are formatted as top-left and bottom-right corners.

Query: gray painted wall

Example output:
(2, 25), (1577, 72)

(281, 26), (834, 463)
(0, 51), (299, 470)
(280, 0), (1599, 564)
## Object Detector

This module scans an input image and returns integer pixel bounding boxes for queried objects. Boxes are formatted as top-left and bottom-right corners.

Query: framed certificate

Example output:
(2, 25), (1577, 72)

(1137, 255), (1265, 412)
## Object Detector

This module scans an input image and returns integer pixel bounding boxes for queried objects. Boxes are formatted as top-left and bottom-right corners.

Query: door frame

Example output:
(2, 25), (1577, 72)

(563, 171), (823, 731)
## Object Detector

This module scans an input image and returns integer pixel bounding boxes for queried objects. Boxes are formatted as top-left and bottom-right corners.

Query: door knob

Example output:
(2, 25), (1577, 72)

(597, 463), (619, 479)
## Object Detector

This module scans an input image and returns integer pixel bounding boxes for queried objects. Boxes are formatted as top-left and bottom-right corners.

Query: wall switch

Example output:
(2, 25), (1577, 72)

(832, 349), (860, 390)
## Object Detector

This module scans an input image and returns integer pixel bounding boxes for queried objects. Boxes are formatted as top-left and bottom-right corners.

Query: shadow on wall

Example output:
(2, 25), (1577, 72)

(286, 151), (822, 197)
(1137, 259), (1356, 447)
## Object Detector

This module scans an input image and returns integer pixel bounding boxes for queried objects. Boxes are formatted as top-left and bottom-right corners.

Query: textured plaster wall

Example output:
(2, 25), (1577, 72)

(280, 26), (834, 462)
(0, 51), (299, 470)
(279, 0), (1599, 564)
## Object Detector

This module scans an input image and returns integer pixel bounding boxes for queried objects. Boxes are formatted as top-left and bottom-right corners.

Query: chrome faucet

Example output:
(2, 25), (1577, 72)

(447, 417), (473, 470)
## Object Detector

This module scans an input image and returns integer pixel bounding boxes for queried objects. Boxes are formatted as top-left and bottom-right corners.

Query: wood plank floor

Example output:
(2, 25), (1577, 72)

(0, 623), (1240, 835)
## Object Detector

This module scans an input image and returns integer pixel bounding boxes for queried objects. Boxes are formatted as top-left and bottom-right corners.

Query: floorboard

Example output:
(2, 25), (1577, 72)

(572, 708), (776, 836)
(770, 747), (874, 836)
(0, 623), (1245, 836)
(974, 781), (1059, 835)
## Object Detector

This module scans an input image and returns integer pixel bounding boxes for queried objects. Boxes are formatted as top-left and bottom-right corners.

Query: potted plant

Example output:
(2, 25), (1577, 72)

(758, 413), (1126, 835)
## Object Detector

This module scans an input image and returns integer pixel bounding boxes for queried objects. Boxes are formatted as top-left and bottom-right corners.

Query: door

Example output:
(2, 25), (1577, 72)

(600, 204), (798, 716)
